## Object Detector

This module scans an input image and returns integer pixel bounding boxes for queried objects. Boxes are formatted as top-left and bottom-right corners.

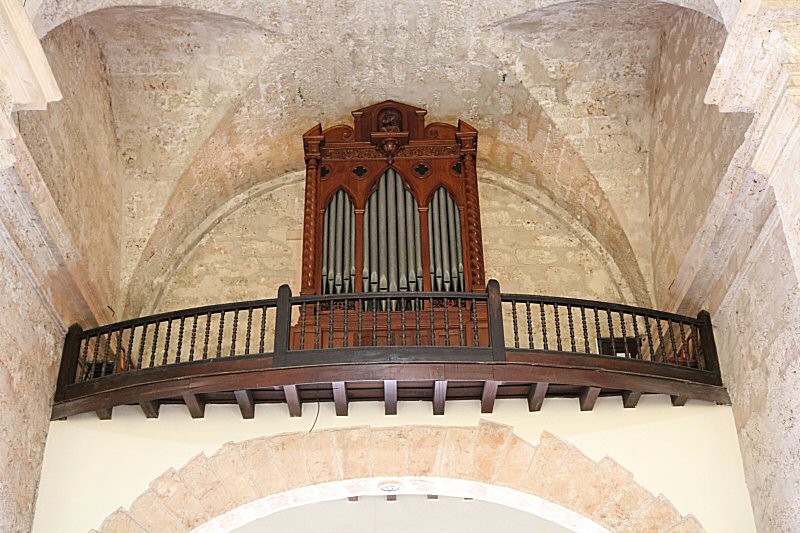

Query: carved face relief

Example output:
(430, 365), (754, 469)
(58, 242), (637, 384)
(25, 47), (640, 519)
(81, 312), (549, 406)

(378, 108), (402, 132)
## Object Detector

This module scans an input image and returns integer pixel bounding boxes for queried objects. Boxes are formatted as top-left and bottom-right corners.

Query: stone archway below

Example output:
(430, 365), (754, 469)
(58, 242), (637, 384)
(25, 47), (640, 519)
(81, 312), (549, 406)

(97, 422), (706, 533)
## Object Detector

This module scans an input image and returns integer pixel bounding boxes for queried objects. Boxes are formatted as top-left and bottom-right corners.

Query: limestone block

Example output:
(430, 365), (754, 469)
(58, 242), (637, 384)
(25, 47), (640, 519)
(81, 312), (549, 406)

(127, 490), (186, 533)
(207, 442), (258, 507)
(521, 431), (602, 516)
(433, 427), (478, 480)
(491, 434), (537, 489)
(303, 430), (341, 484)
(99, 508), (148, 533)
(333, 426), (372, 480)
(369, 427), (410, 478)
(149, 468), (211, 529)
(263, 433), (311, 489)
(406, 426), (448, 478)
(592, 481), (656, 530)
(177, 453), (236, 518)
(237, 438), (289, 498)
(523, 432), (633, 516)
(471, 420), (513, 482)
(619, 494), (683, 533)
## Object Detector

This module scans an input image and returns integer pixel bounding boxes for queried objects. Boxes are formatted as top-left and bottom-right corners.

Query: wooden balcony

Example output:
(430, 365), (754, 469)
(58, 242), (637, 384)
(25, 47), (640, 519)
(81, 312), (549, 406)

(52, 281), (728, 420)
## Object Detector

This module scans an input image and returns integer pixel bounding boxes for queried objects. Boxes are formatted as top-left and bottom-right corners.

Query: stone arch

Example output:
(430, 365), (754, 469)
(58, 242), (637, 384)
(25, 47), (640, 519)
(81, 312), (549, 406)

(121, 90), (651, 318)
(31, 0), (738, 39)
(96, 422), (706, 532)
(39, 0), (740, 318)
(143, 167), (636, 315)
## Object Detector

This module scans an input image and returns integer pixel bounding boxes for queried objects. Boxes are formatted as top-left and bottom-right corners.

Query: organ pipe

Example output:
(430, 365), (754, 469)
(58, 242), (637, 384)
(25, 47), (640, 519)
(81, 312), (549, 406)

(321, 190), (356, 294)
(323, 175), (464, 297)
(428, 187), (465, 292)
(363, 169), (422, 295)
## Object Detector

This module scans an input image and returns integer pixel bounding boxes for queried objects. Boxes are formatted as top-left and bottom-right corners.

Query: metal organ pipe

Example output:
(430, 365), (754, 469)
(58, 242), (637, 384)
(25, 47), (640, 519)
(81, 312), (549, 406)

(363, 170), (422, 295)
(437, 189), (451, 291)
(396, 175), (408, 291)
(321, 190), (355, 294)
(387, 171), (398, 293)
(428, 187), (465, 292)
(324, 176), (463, 297)
(430, 192), (442, 291)
(378, 175), (388, 292)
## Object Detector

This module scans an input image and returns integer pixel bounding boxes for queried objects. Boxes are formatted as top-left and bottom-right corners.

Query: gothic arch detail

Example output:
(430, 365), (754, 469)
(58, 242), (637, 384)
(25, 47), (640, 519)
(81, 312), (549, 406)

(96, 422), (705, 532)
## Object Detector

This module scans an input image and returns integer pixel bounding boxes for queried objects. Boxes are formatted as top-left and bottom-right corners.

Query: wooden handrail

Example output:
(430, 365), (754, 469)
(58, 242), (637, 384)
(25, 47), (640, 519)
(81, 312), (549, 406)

(57, 281), (722, 389)
(51, 281), (727, 420)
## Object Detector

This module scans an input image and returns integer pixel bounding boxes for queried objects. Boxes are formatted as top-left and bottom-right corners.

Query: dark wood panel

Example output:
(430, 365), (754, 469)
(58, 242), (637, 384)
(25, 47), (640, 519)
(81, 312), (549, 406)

(234, 389), (255, 419)
(182, 392), (205, 419)
(384, 380), (398, 415)
(579, 387), (601, 411)
(433, 380), (447, 415)
(52, 357), (730, 419)
(480, 381), (498, 413)
(284, 385), (301, 417)
(332, 381), (348, 416)
(139, 400), (160, 418)
(527, 382), (548, 412)
(622, 390), (642, 408)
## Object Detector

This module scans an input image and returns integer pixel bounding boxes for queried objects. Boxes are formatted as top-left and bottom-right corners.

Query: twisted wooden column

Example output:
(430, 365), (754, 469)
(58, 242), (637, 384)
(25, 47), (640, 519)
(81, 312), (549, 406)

(462, 153), (485, 291)
(301, 157), (319, 294)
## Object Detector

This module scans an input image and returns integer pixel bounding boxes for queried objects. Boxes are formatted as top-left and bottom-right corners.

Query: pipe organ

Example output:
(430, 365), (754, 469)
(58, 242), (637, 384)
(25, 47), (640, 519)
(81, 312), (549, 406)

(295, 100), (487, 347)
(362, 169), (424, 294)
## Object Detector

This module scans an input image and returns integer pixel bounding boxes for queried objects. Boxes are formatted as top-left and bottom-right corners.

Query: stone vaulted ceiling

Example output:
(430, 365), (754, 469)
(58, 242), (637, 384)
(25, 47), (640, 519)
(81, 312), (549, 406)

(22, 0), (736, 318)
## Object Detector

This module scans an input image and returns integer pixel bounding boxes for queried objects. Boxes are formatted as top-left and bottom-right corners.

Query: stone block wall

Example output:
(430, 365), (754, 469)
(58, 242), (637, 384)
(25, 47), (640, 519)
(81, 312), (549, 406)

(154, 170), (630, 314)
(0, 225), (63, 532)
(648, 9), (751, 308)
(17, 19), (122, 314)
(715, 217), (800, 531)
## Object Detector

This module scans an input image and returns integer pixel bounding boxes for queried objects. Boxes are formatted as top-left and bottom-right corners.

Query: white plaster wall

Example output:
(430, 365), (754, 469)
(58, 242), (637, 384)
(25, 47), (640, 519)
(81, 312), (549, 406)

(33, 397), (755, 533)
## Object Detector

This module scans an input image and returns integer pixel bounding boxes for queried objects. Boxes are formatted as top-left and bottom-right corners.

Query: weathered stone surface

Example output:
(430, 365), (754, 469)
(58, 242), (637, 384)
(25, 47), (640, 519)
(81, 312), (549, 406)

(522, 432), (650, 525)
(237, 439), (289, 498)
(648, 9), (752, 309)
(432, 427), (478, 480)
(93, 425), (705, 531)
(369, 427), (410, 479)
(716, 218), (800, 533)
(17, 19), (122, 313)
(263, 433), (311, 489)
(593, 481), (657, 530)
(149, 467), (211, 528)
(619, 494), (683, 533)
(177, 453), (237, 519)
(333, 426), (372, 480)
(0, 215), (63, 533)
(127, 490), (187, 533)
(405, 426), (447, 478)
(99, 508), (148, 533)
(303, 430), (341, 485)
(471, 420), (513, 482)
(491, 435), (537, 489)
(207, 442), (258, 506)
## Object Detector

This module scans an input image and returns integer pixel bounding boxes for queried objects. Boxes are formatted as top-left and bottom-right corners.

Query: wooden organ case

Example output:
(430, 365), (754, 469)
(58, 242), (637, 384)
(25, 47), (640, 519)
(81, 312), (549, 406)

(293, 100), (488, 349)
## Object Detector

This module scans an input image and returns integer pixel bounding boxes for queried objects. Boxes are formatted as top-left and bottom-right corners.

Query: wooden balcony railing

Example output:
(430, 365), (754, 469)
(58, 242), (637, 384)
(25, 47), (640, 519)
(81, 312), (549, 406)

(53, 280), (727, 420)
